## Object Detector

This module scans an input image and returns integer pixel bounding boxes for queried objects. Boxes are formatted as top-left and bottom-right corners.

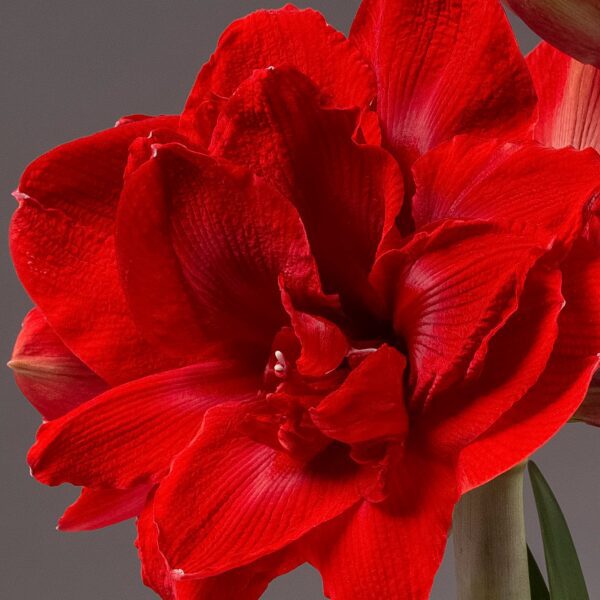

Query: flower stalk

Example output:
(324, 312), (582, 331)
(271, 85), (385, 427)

(453, 463), (530, 600)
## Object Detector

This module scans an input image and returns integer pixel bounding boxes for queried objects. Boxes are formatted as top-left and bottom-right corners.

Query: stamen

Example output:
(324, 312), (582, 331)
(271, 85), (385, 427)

(273, 350), (287, 378)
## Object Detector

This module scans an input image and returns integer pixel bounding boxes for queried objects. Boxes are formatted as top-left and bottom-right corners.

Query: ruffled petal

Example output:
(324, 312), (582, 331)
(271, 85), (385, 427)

(507, 0), (600, 68)
(412, 136), (600, 248)
(9, 308), (107, 420)
(458, 353), (599, 492)
(211, 66), (402, 312)
(28, 360), (259, 489)
(423, 267), (564, 452)
(153, 404), (365, 578)
(119, 143), (323, 361)
(527, 42), (600, 151)
(280, 287), (347, 377)
(310, 345), (408, 444)
(180, 6), (375, 143)
(58, 484), (152, 531)
(10, 116), (182, 385)
(458, 246), (600, 489)
(310, 457), (458, 600)
(370, 221), (551, 405)
(137, 492), (303, 600)
(350, 0), (536, 169)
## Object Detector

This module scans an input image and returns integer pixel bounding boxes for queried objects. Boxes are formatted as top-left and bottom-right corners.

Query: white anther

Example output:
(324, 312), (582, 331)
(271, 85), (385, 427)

(273, 350), (287, 378)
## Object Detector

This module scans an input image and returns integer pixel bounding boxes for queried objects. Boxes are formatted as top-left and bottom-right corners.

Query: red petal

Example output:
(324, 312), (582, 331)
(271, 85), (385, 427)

(180, 6), (375, 141)
(28, 360), (259, 489)
(153, 404), (365, 578)
(559, 240), (600, 358)
(120, 143), (323, 360)
(310, 457), (458, 600)
(280, 288), (347, 377)
(58, 484), (151, 531)
(528, 42), (600, 151)
(423, 267), (564, 452)
(370, 221), (550, 405)
(507, 0), (600, 68)
(9, 308), (107, 420)
(137, 492), (302, 600)
(11, 116), (182, 385)
(459, 353), (599, 492)
(116, 148), (211, 360)
(459, 248), (600, 489)
(211, 66), (402, 312)
(412, 136), (600, 248)
(350, 0), (536, 168)
(311, 345), (408, 444)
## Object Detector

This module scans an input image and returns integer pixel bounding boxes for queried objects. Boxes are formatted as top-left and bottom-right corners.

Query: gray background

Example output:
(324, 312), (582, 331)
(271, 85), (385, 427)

(1, 2), (598, 598)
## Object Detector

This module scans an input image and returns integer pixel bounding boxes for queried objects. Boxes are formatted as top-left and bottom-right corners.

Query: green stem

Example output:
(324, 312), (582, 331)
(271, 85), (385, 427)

(453, 464), (531, 600)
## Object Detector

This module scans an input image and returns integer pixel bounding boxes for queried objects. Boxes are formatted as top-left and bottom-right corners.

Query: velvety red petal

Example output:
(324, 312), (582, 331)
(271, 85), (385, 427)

(423, 267), (564, 453)
(121, 143), (324, 361)
(350, 0), (536, 169)
(153, 404), (365, 578)
(211, 66), (403, 313)
(370, 221), (550, 406)
(180, 6), (375, 143)
(310, 457), (458, 600)
(280, 288), (347, 377)
(507, 0), (600, 68)
(527, 42), (600, 151)
(412, 136), (600, 248)
(11, 116), (183, 385)
(458, 246), (600, 489)
(311, 345), (408, 444)
(9, 308), (107, 420)
(459, 353), (599, 492)
(558, 240), (600, 357)
(28, 360), (259, 489)
(116, 149), (211, 361)
(137, 492), (303, 600)
(58, 484), (152, 531)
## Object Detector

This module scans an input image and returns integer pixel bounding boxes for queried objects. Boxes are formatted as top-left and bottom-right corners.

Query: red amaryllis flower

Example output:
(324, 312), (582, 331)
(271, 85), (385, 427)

(10, 1), (600, 598)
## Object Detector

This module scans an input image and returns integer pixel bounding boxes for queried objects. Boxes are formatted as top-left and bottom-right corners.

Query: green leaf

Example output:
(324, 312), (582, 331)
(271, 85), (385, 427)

(528, 461), (589, 600)
(527, 544), (550, 600)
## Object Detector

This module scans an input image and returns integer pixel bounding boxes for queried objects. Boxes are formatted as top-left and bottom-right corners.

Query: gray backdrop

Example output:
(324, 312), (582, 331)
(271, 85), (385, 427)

(1, 2), (598, 598)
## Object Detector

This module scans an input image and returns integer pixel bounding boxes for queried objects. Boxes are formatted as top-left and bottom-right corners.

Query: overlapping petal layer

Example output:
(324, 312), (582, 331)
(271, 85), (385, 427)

(118, 142), (324, 361)
(210, 66), (403, 311)
(412, 135), (600, 248)
(180, 5), (375, 144)
(10, 117), (182, 384)
(28, 361), (259, 489)
(350, 0), (536, 169)
(309, 456), (458, 600)
(154, 404), (367, 579)
(10, 308), (107, 420)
